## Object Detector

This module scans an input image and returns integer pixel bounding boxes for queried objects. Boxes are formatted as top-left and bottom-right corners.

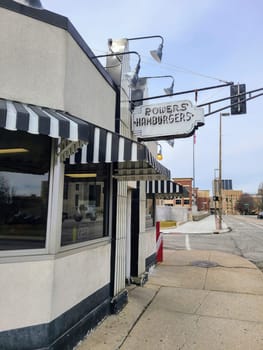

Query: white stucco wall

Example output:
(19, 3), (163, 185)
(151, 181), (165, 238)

(138, 229), (156, 275)
(0, 7), (66, 109)
(138, 181), (156, 275)
(51, 243), (111, 319)
(0, 243), (111, 332)
(0, 258), (54, 331)
(64, 34), (116, 129)
(0, 7), (116, 131)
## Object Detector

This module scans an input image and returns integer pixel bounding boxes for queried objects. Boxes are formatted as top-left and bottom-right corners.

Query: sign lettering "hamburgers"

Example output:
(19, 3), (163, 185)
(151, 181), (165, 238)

(132, 100), (204, 140)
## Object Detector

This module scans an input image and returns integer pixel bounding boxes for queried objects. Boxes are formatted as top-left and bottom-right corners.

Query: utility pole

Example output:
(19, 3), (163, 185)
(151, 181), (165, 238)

(214, 168), (219, 225)
(218, 112), (229, 229)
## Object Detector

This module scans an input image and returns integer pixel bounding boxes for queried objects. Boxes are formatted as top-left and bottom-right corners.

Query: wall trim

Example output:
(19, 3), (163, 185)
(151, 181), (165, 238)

(110, 289), (128, 314)
(0, 238), (111, 264)
(0, 284), (111, 350)
(145, 252), (156, 272)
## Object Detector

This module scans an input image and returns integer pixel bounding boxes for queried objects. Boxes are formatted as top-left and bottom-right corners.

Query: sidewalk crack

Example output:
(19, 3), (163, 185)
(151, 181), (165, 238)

(118, 286), (161, 349)
(194, 291), (210, 314)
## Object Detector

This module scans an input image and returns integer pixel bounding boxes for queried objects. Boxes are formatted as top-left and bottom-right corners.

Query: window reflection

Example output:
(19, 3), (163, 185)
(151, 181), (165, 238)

(61, 165), (109, 246)
(146, 197), (154, 228)
(0, 130), (51, 250)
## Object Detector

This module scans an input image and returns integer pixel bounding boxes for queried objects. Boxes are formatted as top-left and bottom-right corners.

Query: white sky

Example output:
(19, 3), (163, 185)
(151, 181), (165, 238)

(43, 0), (263, 194)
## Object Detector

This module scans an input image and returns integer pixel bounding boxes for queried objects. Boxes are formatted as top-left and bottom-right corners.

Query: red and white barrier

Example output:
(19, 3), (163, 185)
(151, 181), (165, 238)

(156, 221), (163, 263)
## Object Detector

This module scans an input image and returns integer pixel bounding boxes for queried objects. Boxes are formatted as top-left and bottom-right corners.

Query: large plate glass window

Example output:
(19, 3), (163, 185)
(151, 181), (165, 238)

(0, 129), (51, 250)
(61, 163), (110, 246)
(146, 196), (155, 228)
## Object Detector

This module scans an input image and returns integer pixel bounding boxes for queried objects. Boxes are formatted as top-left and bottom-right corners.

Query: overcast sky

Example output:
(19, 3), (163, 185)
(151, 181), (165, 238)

(43, 0), (263, 194)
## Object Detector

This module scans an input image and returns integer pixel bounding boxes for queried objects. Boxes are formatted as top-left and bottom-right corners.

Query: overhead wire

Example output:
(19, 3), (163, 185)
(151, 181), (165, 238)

(138, 52), (232, 88)
(92, 47), (230, 85)
(92, 46), (234, 108)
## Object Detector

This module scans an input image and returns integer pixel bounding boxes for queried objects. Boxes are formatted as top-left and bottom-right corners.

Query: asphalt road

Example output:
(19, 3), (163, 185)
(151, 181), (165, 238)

(164, 215), (263, 269)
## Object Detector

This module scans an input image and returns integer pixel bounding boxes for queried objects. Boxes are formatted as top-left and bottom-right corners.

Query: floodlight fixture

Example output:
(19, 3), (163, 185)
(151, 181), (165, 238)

(164, 80), (174, 95)
(142, 75), (174, 95)
(92, 51), (141, 88)
(127, 35), (164, 63)
(14, 0), (43, 8)
(131, 75), (174, 109)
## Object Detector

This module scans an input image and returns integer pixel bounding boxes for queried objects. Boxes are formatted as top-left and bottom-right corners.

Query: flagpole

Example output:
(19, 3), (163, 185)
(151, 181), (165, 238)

(192, 91), (198, 210)
(193, 133), (195, 189)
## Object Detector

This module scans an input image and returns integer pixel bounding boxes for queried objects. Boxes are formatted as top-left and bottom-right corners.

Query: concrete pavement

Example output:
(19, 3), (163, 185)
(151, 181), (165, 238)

(76, 218), (263, 350)
(162, 214), (230, 234)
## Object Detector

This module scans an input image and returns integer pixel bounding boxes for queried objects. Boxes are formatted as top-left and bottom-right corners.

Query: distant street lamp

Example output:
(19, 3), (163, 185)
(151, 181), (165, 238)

(218, 112), (230, 229)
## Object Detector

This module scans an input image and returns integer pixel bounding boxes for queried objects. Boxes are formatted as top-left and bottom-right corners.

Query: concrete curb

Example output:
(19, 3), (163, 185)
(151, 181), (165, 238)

(212, 226), (232, 234)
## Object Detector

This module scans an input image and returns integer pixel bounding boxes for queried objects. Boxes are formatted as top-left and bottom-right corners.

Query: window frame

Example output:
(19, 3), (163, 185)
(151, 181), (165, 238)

(0, 132), (53, 257)
(58, 162), (112, 250)
(0, 135), (113, 258)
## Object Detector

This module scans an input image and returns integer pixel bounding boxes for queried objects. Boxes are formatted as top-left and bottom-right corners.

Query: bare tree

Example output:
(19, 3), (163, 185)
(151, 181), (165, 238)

(258, 183), (263, 195)
(0, 176), (9, 204)
(257, 183), (263, 211)
(0, 176), (11, 224)
(235, 193), (256, 214)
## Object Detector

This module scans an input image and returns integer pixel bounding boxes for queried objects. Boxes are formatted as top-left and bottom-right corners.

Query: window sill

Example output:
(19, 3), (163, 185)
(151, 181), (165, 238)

(0, 237), (111, 263)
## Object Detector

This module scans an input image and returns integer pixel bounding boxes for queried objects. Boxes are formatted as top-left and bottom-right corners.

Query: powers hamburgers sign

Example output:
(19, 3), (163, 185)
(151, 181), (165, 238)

(132, 100), (204, 140)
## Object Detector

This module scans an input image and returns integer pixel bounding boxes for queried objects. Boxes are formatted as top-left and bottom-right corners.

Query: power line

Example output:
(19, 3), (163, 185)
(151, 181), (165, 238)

(138, 53), (231, 84)
(91, 48), (231, 85)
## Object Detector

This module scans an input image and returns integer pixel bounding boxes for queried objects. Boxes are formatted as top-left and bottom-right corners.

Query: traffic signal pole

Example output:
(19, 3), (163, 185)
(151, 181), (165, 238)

(218, 112), (230, 230)
(218, 113), (223, 230)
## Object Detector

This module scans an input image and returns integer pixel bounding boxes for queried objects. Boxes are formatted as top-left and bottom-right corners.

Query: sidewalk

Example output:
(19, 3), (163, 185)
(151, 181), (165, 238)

(162, 214), (230, 234)
(76, 221), (263, 350)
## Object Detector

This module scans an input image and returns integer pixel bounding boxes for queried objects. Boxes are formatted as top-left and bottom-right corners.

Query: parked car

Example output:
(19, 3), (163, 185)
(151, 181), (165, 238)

(78, 203), (97, 221)
(257, 211), (263, 219)
(85, 205), (97, 221)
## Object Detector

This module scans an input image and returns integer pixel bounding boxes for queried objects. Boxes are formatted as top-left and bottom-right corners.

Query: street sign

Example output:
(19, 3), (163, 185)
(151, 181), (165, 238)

(132, 100), (204, 141)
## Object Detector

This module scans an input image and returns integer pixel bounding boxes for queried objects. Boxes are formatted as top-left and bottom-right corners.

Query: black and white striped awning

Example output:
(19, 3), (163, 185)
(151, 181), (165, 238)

(0, 99), (170, 181)
(69, 136), (170, 181)
(146, 180), (184, 196)
(0, 99), (90, 142)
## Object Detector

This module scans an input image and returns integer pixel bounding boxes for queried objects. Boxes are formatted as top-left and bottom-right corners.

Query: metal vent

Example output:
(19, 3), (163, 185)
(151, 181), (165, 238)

(13, 0), (43, 9)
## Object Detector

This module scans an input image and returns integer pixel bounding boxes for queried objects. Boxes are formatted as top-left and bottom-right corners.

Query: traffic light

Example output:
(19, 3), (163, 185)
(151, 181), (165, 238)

(230, 84), (247, 115)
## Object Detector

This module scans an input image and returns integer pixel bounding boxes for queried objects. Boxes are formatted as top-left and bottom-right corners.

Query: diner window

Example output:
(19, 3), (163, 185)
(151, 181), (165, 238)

(145, 197), (154, 228)
(61, 163), (110, 246)
(0, 129), (51, 250)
